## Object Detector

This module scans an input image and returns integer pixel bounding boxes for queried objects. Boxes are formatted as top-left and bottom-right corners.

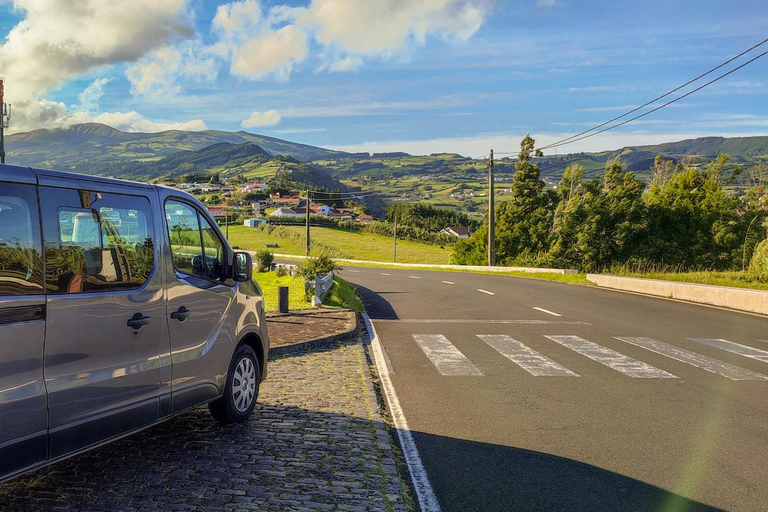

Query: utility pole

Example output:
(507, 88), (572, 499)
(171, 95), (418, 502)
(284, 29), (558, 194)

(393, 215), (398, 263)
(305, 188), (311, 256)
(487, 149), (495, 266)
(0, 76), (9, 165)
(225, 205), (229, 240)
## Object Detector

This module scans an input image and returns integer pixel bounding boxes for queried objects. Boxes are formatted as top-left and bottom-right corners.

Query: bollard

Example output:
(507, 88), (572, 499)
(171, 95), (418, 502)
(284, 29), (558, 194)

(278, 286), (289, 313)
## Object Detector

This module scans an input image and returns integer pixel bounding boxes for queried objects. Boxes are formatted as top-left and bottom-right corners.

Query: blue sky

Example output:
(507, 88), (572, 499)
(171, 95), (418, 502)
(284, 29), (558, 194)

(1, 0), (767, 156)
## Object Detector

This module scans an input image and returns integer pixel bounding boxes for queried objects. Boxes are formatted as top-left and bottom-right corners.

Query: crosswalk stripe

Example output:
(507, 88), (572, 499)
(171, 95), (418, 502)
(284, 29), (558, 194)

(616, 337), (768, 381)
(478, 335), (579, 377)
(688, 338), (768, 364)
(412, 335), (484, 376)
(544, 335), (678, 378)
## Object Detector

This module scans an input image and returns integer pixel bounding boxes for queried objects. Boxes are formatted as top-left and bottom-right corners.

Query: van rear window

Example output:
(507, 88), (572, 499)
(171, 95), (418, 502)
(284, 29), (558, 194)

(40, 187), (155, 294)
(0, 184), (43, 295)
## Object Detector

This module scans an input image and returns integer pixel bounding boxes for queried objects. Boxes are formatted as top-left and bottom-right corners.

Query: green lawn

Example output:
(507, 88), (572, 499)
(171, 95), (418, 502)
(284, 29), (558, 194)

(227, 225), (307, 254)
(227, 224), (451, 264)
(253, 271), (311, 312)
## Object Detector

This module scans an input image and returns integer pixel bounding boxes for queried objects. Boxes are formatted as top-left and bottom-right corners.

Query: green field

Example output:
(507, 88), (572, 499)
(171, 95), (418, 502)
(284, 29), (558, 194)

(226, 224), (451, 264)
(253, 271), (312, 312)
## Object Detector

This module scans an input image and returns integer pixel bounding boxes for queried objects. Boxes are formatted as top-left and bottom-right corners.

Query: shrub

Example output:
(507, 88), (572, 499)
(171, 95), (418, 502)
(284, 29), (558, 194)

(297, 254), (338, 280)
(254, 250), (274, 272)
(748, 238), (768, 277)
(275, 266), (288, 277)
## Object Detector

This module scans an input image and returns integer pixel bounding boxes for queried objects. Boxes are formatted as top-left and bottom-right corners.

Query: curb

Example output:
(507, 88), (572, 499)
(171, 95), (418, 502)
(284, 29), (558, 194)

(268, 314), (359, 358)
(586, 273), (768, 316)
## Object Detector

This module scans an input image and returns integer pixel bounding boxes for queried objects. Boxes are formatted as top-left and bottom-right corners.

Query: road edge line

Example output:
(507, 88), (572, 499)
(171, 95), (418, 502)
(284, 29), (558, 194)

(362, 313), (442, 512)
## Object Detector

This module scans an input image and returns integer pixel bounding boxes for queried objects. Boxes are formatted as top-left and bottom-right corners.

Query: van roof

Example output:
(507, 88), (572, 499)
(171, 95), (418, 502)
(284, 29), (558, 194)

(32, 167), (153, 189)
(0, 164), (154, 189)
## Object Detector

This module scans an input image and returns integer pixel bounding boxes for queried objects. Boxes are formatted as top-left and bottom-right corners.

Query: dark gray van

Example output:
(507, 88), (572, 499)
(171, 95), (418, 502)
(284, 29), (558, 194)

(0, 164), (269, 483)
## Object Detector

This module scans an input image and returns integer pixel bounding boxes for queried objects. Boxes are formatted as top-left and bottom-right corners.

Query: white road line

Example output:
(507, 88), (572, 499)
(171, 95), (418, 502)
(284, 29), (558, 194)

(477, 289), (495, 295)
(412, 334), (484, 376)
(409, 276), (421, 279)
(532, 307), (561, 317)
(380, 272), (391, 276)
(616, 337), (768, 381)
(545, 335), (678, 378)
(689, 338), (768, 364)
(442, 281), (455, 285)
(346, 270), (360, 273)
(375, 319), (590, 325)
(363, 315), (441, 512)
(478, 335), (579, 377)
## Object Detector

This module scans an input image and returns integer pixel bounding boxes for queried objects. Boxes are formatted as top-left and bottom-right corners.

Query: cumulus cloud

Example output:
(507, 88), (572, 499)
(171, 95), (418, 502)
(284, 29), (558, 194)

(297, 0), (486, 54)
(0, 0), (192, 103)
(231, 25), (308, 80)
(212, 0), (488, 81)
(242, 110), (282, 127)
(78, 78), (113, 113)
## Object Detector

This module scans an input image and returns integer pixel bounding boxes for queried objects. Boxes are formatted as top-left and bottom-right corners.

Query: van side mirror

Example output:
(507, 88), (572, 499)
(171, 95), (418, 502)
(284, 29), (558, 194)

(234, 252), (253, 282)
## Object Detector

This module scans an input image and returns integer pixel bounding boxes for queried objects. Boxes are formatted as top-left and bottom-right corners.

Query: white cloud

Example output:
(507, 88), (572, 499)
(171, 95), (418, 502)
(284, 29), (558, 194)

(88, 111), (206, 132)
(535, 0), (561, 7)
(211, 0), (489, 82)
(231, 25), (308, 80)
(326, 56), (365, 73)
(0, 0), (192, 103)
(78, 78), (113, 113)
(242, 110), (282, 127)
(213, 0), (264, 38)
(126, 46), (183, 96)
(8, 98), (206, 134)
(328, 130), (768, 158)
(297, 0), (486, 54)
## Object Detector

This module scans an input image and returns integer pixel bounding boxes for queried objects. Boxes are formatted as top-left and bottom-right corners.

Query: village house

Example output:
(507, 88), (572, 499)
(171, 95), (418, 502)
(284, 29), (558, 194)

(441, 226), (471, 238)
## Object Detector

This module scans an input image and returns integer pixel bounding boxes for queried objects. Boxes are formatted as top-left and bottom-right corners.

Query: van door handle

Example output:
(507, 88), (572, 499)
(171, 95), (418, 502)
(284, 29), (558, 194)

(127, 313), (151, 330)
(170, 306), (191, 322)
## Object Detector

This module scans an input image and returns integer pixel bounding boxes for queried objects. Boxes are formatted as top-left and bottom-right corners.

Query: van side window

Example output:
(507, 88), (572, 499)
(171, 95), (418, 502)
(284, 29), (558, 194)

(200, 216), (224, 281)
(0, 183), (43, 295)
(40, 187), (155, 294)
(165, 200), (224, 281)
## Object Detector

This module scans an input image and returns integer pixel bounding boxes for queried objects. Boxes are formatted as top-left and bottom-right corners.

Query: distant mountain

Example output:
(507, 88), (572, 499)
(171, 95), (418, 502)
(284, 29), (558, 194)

(6, 122), (348, 174)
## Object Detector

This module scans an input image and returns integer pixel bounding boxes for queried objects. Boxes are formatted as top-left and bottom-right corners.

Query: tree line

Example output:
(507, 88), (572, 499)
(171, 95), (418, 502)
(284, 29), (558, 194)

(452, 136), (767, 274)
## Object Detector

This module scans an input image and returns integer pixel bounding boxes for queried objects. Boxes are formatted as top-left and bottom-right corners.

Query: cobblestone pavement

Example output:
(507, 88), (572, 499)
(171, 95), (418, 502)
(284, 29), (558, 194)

(0, 338), (411, 512)
(267, 309), (357, 348)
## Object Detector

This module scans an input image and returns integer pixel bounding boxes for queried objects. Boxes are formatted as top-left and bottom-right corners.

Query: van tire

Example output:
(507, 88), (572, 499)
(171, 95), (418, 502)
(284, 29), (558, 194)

(209, 344), (260, 424)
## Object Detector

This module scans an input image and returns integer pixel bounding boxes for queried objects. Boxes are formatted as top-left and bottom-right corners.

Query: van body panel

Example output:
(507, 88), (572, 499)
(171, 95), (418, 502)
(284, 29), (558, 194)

(0, 164), (36, 184)
(38, 183), (166, 457)
(0, 297), (48, 477)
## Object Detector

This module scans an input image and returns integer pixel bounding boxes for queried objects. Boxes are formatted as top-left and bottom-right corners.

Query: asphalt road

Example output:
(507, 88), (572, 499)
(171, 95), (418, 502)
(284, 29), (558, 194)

(337, 266), (768, 512)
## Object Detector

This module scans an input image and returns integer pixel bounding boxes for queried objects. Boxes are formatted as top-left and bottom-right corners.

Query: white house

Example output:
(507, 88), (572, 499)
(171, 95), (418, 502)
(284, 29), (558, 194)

(269, 208), (304, 218)
(441, 226), (471, 238)
(243, 218), (267, 227)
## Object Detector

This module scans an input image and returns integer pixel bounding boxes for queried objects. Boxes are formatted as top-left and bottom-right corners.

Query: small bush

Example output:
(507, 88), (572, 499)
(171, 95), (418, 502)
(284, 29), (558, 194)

(297, 254), (338, 280)
(275, 266), (288, 277)
(749, 238), (768, 277)
(255, 250), (274, 272)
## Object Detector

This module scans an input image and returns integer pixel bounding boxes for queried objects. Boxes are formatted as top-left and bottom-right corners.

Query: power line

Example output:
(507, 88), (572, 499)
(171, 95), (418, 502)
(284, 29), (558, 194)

(538, 36), (768, 151)
(541, 47), (768, 151)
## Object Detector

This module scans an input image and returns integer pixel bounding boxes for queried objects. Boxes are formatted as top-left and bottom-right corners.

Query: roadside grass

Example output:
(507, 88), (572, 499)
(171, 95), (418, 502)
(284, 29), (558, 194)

(323, 276), (365, 313)
(607, 269), (768, 291)
(253, 271), (312, 312)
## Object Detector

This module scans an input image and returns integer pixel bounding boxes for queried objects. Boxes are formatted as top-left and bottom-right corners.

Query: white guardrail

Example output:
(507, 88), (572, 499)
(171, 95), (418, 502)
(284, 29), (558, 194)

(586, 274), (768, 316)
(315, 272), (334, 300)
(266, 254), (577, 275)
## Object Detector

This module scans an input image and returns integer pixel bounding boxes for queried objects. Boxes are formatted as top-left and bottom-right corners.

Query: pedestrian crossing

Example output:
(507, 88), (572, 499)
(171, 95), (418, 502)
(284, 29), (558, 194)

(408, 333), (768, 381)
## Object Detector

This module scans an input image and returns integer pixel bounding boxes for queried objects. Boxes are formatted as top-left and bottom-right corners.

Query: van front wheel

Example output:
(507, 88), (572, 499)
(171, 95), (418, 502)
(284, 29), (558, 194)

(209, 344), (260, 424)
